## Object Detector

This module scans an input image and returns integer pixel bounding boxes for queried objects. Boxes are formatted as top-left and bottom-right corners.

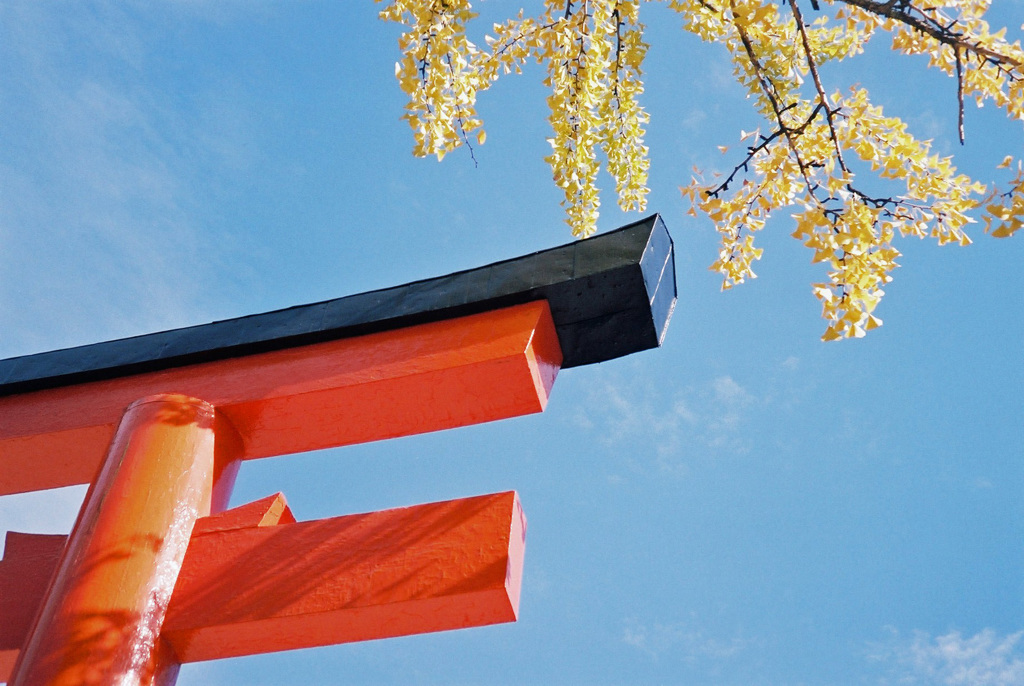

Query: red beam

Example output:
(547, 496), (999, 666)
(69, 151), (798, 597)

(0, 302), (561, 496)
(0, 533), (67, 681)
(163, 490), (526, 662)
(0, 491), (527, 675)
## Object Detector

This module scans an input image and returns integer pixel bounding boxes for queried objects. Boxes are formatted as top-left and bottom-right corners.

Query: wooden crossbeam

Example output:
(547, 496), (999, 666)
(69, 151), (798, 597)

(165, 490), (526, 661)
(0, 491), (526, 679)
(0, 302), (560, 495)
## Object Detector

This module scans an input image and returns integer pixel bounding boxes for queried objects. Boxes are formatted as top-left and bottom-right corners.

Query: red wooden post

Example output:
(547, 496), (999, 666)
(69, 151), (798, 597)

(8, 395), (239, 686)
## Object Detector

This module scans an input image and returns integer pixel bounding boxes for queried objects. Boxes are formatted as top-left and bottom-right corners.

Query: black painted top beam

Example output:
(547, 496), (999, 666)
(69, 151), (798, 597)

(0, 215), (676, 396)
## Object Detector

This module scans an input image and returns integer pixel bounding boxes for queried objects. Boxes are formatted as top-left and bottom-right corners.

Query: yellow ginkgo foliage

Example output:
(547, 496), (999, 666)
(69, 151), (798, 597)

(377, 0), (1023, 340)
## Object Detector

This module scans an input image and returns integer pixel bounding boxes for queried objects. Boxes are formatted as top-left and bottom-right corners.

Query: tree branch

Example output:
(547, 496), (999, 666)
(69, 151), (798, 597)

(839, 0), (1023, 69)
(705, 103), (825, 198)
(729, 0), (820, 198)
(789, 0), (848, 173)
(955, 45), (965, 145)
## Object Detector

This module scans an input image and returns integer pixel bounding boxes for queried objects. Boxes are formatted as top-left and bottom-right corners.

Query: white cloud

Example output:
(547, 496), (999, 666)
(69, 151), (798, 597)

(574, 367), (766, 475)
(706, 375), (756, 444)
(868, 627), (1024, 686)
(711, 375), (753, 405)
(623, 617), (749, 663)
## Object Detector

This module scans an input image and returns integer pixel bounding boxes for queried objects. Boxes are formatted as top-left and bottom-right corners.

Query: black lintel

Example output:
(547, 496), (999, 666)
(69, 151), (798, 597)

(0, 214), (676, 397)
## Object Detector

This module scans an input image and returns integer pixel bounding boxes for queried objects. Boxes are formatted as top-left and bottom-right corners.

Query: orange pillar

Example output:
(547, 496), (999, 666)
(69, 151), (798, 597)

(9, 394), (236, 686)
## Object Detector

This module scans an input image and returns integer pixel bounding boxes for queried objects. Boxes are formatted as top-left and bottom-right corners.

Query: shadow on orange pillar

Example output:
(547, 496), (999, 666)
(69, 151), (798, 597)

(0, 490), (528, 674)
(9, 394), (239, 686)
(162, 491), (527, 661)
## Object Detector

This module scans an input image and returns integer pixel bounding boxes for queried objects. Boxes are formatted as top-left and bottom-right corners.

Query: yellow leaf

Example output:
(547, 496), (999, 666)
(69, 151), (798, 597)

(821, 326), (842, 342)
(992, 218), (1021, 238)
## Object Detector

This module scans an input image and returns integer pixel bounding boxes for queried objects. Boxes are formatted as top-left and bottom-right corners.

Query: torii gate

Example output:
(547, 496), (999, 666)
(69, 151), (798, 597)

(0, 216), (675, 685)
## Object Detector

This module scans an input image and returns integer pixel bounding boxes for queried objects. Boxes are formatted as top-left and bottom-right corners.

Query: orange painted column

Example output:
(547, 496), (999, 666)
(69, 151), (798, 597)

(9, 394), (238, 686)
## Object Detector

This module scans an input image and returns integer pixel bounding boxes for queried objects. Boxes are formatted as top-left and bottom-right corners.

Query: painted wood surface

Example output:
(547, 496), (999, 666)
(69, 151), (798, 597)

(8, 396), (229, 686)
(0, 302), (561, 496)
(0, 491), (526, 678)
(164, 490), (526, 662)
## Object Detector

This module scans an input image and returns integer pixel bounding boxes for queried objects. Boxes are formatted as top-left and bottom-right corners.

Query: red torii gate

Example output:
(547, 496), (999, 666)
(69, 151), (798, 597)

(0, 216), (675, 685)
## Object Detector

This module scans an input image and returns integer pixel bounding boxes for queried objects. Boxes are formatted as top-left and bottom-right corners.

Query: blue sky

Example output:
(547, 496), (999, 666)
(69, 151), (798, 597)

(0, 2), (1022, 684)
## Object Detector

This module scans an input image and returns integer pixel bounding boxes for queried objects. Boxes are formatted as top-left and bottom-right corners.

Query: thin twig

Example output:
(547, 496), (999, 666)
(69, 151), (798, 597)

(444, 53), (479, 167)
(729, 0), (819, 196)
(789, 0), (849, 173)
(706, 103), (823, 197)
(839, 0), (1023, 69)
(955, 46), (965, 144)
